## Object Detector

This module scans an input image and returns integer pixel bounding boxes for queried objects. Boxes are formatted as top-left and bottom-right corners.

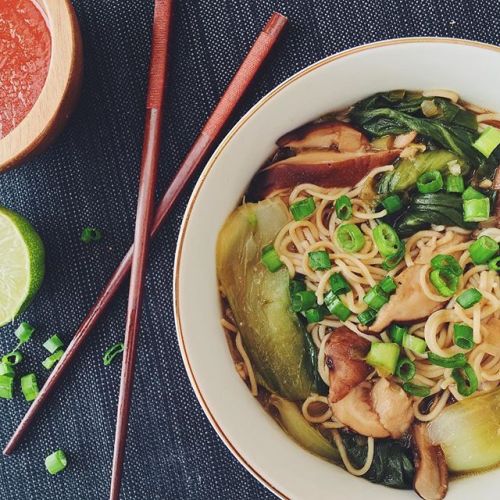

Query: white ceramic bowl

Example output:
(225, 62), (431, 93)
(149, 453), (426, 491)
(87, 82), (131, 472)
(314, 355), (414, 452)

(174, 38), (500, 499)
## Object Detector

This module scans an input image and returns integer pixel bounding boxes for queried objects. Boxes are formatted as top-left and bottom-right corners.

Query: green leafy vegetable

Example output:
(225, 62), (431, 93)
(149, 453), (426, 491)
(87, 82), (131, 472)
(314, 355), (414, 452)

(341, 431), (414, 489)
(216, 199), (315, 400)
(378, 150), (468, 194)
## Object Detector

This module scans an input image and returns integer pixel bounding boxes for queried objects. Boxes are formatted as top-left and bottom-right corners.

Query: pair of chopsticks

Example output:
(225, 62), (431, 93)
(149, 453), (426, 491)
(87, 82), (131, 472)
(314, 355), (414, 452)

(3, 1), (287, 498)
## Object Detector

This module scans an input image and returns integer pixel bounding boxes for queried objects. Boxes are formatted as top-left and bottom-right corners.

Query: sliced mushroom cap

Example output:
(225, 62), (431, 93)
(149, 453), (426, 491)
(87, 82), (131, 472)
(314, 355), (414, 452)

(277, 121), (369, 153)
(330, 382), (390, 438)
(412, 424), (448, 500)
(371, 378), (414, 438)
(325, 327), (371, 403)
(248, 149), (401, 200)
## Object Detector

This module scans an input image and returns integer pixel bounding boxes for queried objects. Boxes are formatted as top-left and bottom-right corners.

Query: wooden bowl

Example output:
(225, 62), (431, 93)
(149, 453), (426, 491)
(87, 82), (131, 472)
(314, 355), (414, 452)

(0, 0), (83, 173)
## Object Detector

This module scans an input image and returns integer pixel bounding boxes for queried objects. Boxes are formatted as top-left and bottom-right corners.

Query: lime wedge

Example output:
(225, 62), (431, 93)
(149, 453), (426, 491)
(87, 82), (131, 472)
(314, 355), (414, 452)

(0, 206), (45, 327)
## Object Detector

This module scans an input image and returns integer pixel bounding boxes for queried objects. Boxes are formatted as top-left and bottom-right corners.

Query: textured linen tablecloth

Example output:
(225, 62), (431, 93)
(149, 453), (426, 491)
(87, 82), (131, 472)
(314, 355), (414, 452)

(0, 0), (499, 498)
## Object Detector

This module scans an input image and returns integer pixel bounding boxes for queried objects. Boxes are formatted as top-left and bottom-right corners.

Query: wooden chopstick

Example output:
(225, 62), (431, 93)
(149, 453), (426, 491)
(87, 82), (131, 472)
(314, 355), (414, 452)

(109, 1), (173, 498)
(3, 11), (287, 456)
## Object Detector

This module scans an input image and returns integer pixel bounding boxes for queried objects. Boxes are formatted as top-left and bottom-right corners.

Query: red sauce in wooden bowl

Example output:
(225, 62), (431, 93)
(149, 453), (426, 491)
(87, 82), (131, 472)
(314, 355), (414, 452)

(0, 0), (51, 139)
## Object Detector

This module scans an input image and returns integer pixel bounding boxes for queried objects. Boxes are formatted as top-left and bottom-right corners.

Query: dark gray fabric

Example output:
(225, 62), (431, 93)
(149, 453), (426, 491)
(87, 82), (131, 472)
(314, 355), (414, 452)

(0, 0), (498, 498)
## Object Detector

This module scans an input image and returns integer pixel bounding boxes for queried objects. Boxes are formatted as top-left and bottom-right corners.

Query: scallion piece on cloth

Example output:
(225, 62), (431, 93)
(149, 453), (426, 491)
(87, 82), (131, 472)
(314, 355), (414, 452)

(430, 268), (459, 297)
(0, 375), (14, 399)
(290, 197), (316, 221)
(379, 276), (397, 294)
(21, 373), (39, 402)
(417, 170), (444, 193)
(261, 244), (283, 272)
(103, 342), (125, 366)
(365, 342), (400, 375)
(357, 308), (377, 326)
(329, 273), (350, 295)
(45, 450), (68, 475)
(452, 363), (479, 396)
(453, 324), (475, 350)
(0, 362), (14, 377)
(469, 236), (499, 265)
(430, 254), (462, 276)
(324, 291), (351, 321)
(335, 224), (365, 253)
(304, 307), (324, 324)
(372, 223), (402, 257)
(14, 322), (35, 345)
(335, 195), (352, 220)
(291, 290), (317, 312)
(43, 334), (64, 354)
(462, 186), (485, 201)
(389, 324), (408, 345)
(363, 286), (389, 311)
(473, 126), (500, 158)
(80, 227), (102, 243)
(456, 288), (482, 309)
(402, 382), (431, 398)
(489, 256), (500, 271)
(42, 350), (64, 370)
(427, 352), (467, 368)
(308, 250), (331, 270)
(2, 351), (23, 366)
(446, 175), (465, 193)
(463, 198), (490, 222)
(396, 358), (416, 382)
(402, 334), (427, 354)
(381, 194), (403, 214)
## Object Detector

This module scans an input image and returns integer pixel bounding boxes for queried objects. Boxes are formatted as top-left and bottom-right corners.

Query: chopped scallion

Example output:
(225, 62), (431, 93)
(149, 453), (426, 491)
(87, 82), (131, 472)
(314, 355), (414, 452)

(43, 334), (64, 354)
(365, 342), (400, 375)
(429, 268), (459, 297)
(469, 236), (499, 265)
(463, 198), (490, 222)
(473, 126), (500, 158)
(261, 244), (283, 272)
(430, 254), (462, 276)
(396, 358), (416, 382)
(446, 175), (465, 193)
(452, 363), (478, 396)
(80, 227), (102, 243)
(456, 288), (482, 309)
(381, 194), (403, 214)
(335, 224), (365, 253)
(291, 291), (317, 312)
(290, 197), (316, 221)
(45, 450), (68, 475)
(417, 170), (444, 193)
(402, 382), (431, 397)
(308, 250), (331, 270)
(103, 342), (125, 366)
(389, 324), (408, 345)
(453, 323), (474, 350)
(402, 334), (427, 354)
(14, 322), (35, 345)
(427, 352), (467, 368)
(21, 373), (39, 402)
(356, 308), (377, 326)
(363, 285), (389, 311)
(324, 291), (351, 321)
(379, 276), (397, 294)
(335, 195), (352, 221)
(329, 273), (350, 295)
(489, 255), (500, 272)
(42, 350), (64, 370)
(2, 351), (23, 366)
(0, 375), (14, 399)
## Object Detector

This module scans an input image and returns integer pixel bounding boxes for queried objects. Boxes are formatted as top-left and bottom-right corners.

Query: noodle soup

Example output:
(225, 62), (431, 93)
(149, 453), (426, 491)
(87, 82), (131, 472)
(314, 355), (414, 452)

(216, 90), (500, 499)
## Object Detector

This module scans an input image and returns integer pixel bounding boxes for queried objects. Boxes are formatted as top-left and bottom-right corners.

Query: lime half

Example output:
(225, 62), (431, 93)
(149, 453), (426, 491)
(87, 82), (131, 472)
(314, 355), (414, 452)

(0, 206), (45, 327)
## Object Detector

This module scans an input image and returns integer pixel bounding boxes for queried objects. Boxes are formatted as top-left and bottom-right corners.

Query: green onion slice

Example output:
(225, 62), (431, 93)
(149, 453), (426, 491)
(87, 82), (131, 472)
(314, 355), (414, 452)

(462, 186), (485, 201)
(363, 285), (389, 311)
(402, 334), (427, 354)
(417, 170), (444, 194)
(308, 250), (331, 270)
(304, 307), (325, 324)
(335, 224), (365, 253)
(43, 334), (64, 354)
(290, 197), (316, 221)
(21, 373), (39, 402)
(456, 288), (482, 309)
(379, 276), (397, 294)
(365, 342), (400, 375)
(446, 175), (465, 193)
(103, 342), (125, 366)
(0, 375), (14, 399)
(0, 362), (14, 377)
(42, 350), (64, 370)
(452, 363), (479, 397)
(329, 273), (350, 295)
(469, 236), (499, 265)
(324, 291), (351, 322)
(430, 254), (462, 276)
(463, 198), (490, 222)
(389, 324), (408, 345)
(14, 322), (35, 345)
(2, 351), (23, 366)
(453, 323), (475, 350)
(473, 126), (500, 158)
(261, 244), (283, 272)
(81, 227), (102, 243)
(402, 382), (431, 398)
(289, 279), (306, 296)
(45, 450), (68, 475)
(382, 242), (405, 270)
(356, 308), (377, 326)
(335, 195), (353, 220)
(396, 358), (416, 382)
(381, 194), (403, 215)
(292, 290), (317, 312)
(429, 268), (459, 297)
(427, 352), (467, 368)
(372, 223), (402, 257)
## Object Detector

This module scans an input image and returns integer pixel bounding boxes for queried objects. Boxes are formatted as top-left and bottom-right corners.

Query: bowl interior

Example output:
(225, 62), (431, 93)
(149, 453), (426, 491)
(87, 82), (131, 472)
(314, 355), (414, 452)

(175, 39), (500, 500)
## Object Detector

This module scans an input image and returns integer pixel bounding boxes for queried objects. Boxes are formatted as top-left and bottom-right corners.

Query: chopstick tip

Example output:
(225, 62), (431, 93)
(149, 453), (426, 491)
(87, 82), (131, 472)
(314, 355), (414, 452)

(264, 12), (288, 35)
